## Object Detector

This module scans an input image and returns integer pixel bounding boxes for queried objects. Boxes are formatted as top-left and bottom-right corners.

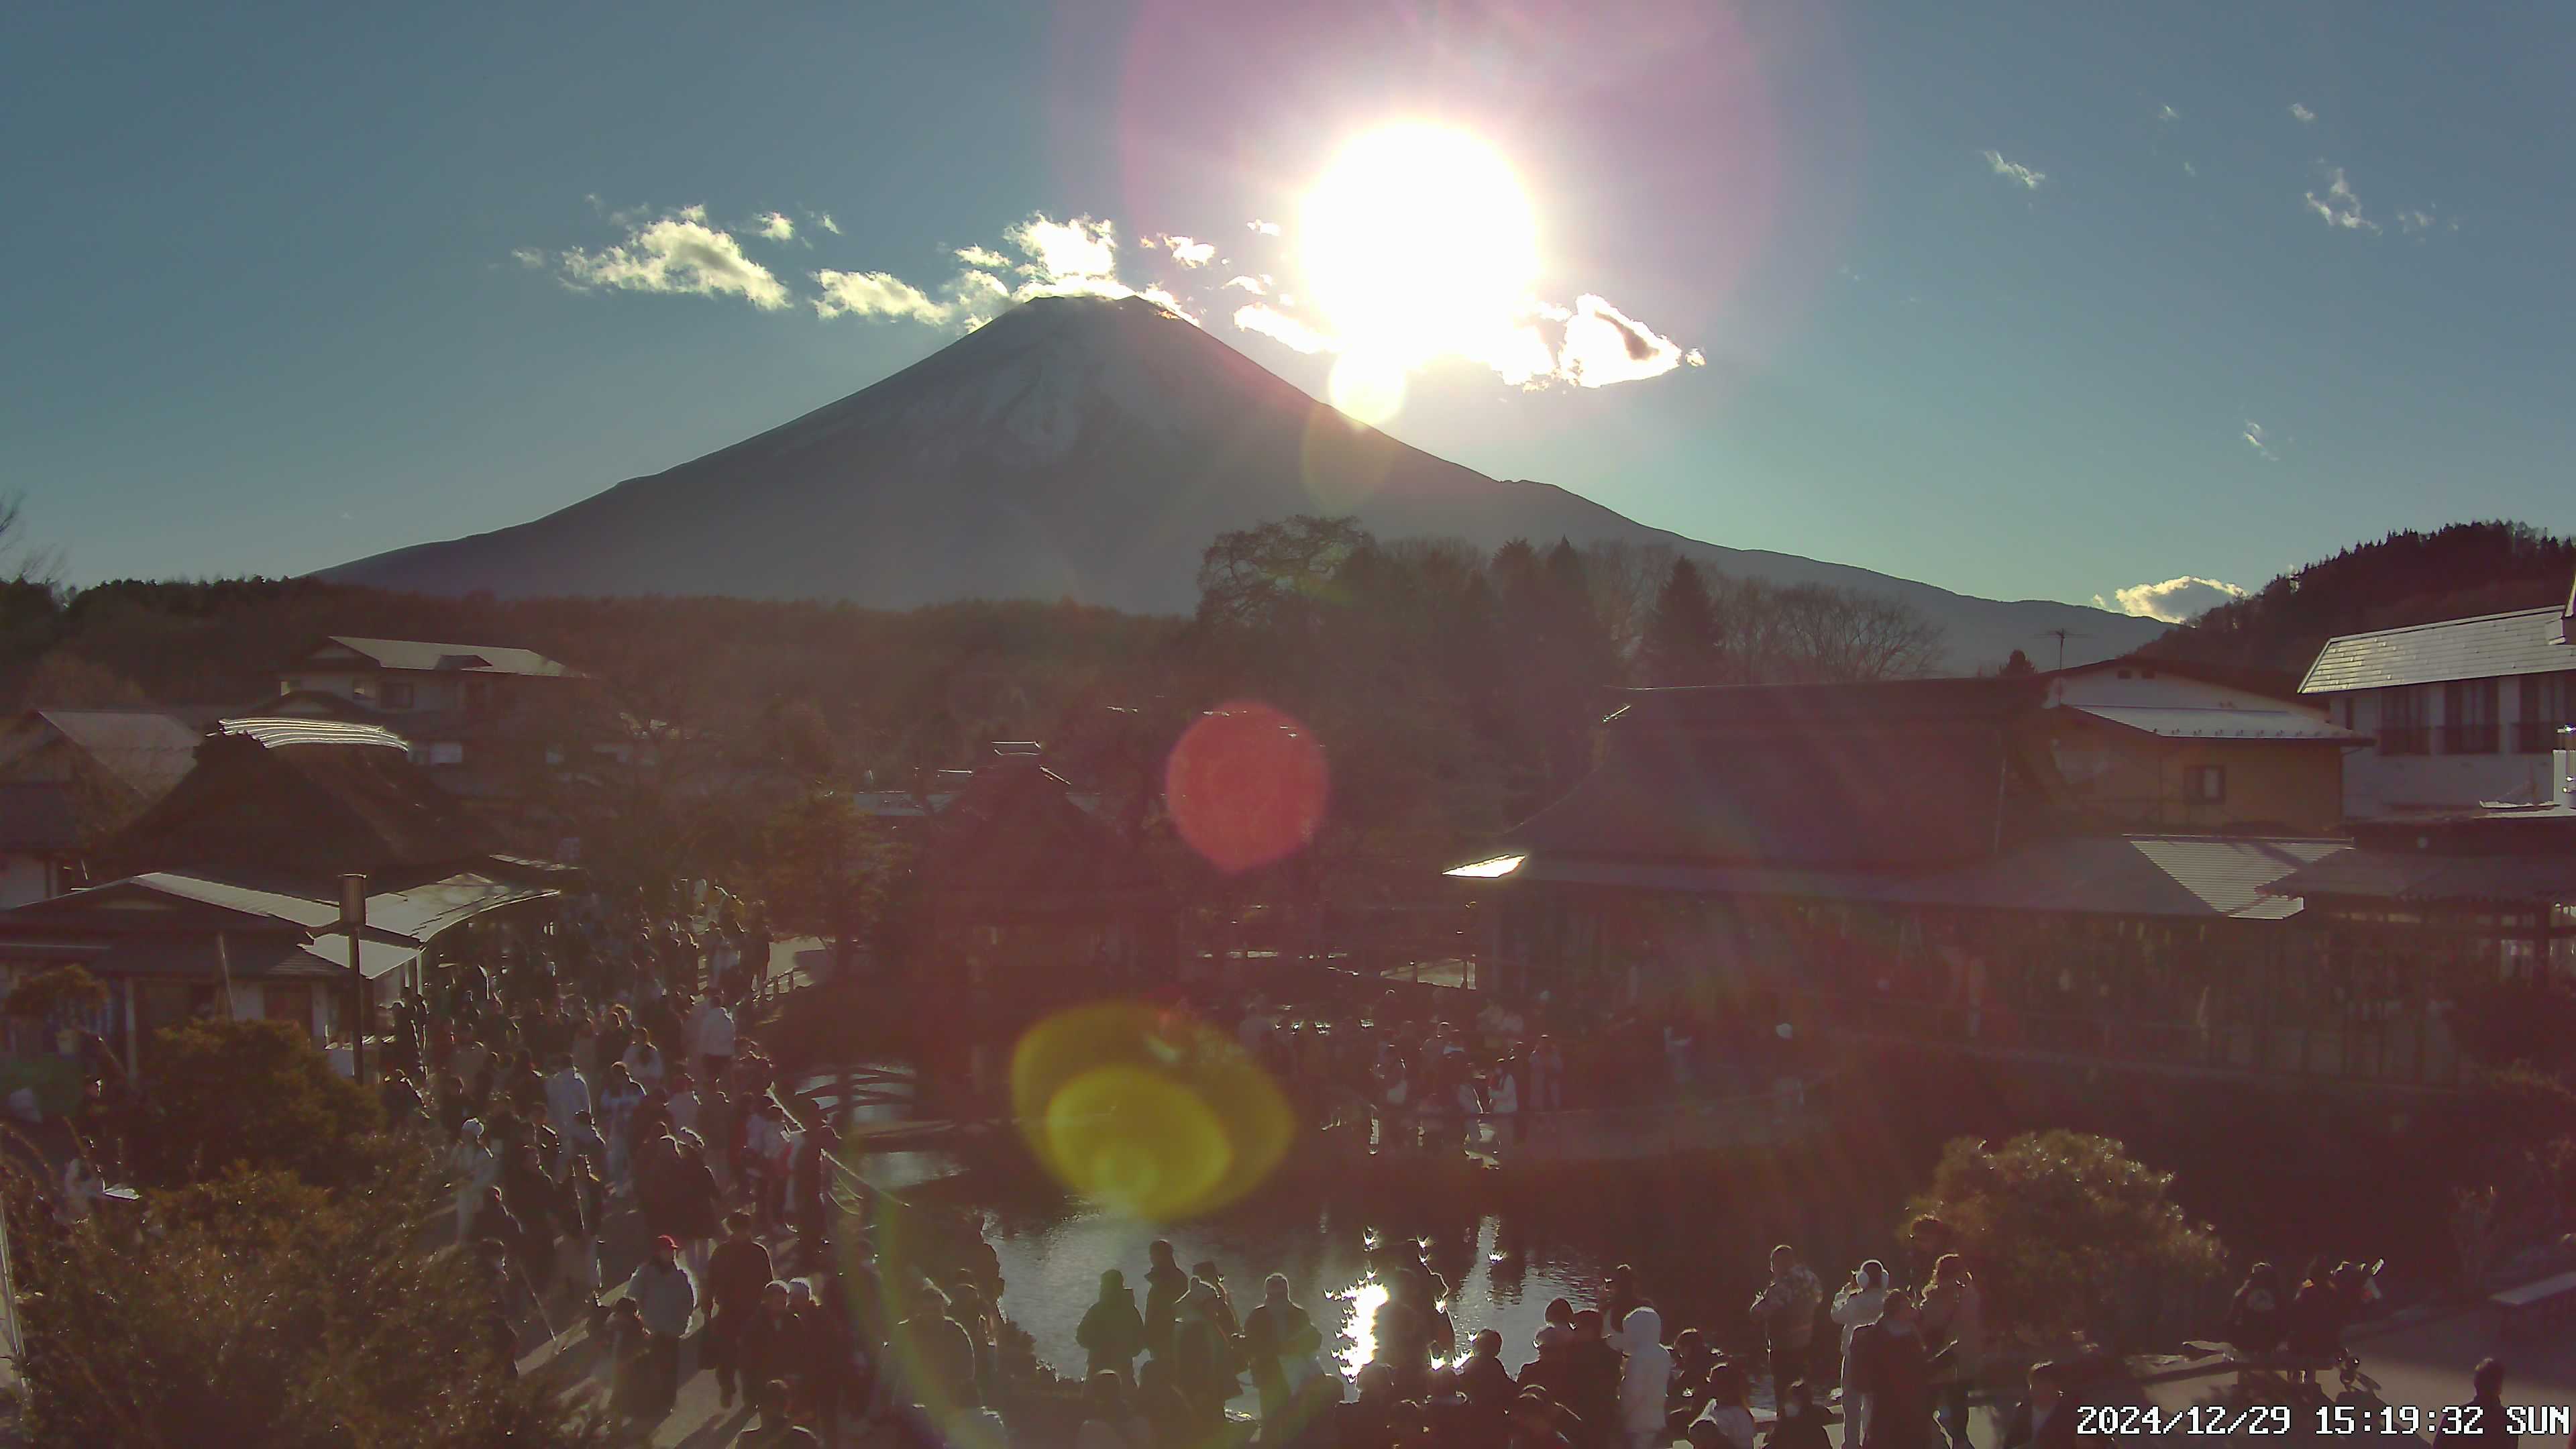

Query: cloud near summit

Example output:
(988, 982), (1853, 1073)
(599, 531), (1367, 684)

(526, 201), (1701, 398)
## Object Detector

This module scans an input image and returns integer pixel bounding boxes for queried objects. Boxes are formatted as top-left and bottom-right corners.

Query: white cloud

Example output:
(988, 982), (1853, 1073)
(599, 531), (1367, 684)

(754, 212), (796, 243)
(556, 208), (792, 310)
(1006, 215), (1120, 285)
(2242, 420), (2278, 461)
(814, 212), (841, 235)
(2095, 576), (2251, 624)
(1222, 274), (1268, 295)
(812, 270), (952, 323)
(510, 247), (547, 270)
(1159, 235), (1216, 267)
(2302, 166), (2379, 233)
(2395, 208), (2440, 235)
(1232, 304), (1336, 354)
(2289, 103), (2317, 123)
(2158, 104), (2180, 121)
(1982, 150), (2047, 189)
(1247, 219), (1283, 235)
(955, 245), (1010, 269)
(2183, 161), (2198, 178)
(1557, 295), (1689, 387)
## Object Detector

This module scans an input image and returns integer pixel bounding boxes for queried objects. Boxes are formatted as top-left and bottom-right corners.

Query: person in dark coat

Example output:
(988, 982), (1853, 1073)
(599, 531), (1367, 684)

(1142, 1239), (1189, 1359)
(2223, 1263), (2288, 1360)
(707, 1210), (776, 1409)
(1459, 1328), (1516, 1413)
(735, 1281), (799, 1416)
(2432, 1358), (2516, 1449)
(1997, 1361), (2076, 1449)
(1767, 1379), (1835, 1449)
(1851, 1291), (1933, 1449)
(1078, 1269), (1148, 1383)
(1565, 1309), (1627, 1444)
(1242, 1273), (1324, 1433)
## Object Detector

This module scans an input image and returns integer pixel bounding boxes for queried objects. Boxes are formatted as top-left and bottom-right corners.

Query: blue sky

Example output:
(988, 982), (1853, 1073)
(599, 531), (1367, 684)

(5, 0), (2569, 621)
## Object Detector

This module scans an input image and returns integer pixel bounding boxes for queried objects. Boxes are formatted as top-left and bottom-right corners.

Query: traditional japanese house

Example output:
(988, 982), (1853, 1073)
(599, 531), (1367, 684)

(0, 717), (572, 1075)
(1445, 678), (2424, 1087)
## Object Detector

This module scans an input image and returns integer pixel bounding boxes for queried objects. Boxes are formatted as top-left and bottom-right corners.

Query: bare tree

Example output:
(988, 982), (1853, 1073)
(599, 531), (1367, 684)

(1577, 539), (1677, 663)
(1, 492), (63, 590)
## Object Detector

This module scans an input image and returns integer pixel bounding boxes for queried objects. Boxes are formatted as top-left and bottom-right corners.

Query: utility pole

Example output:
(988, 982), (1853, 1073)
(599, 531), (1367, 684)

(341, 873), (368, 1085)
(2041, 628), (2088, 670)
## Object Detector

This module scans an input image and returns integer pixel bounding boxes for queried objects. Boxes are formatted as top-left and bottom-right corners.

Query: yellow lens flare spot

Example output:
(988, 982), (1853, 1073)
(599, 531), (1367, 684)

(1014, 1002), (1295, 1222)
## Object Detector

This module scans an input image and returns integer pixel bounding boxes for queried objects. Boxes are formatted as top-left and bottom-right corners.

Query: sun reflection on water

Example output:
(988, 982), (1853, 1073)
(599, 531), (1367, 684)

(1337, 1279), (1389, 1382)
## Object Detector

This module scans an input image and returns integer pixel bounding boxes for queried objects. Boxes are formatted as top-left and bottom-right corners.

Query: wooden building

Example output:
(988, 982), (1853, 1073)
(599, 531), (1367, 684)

(0, 716), (570, 1076)
(1445, 678), (2462, 1089)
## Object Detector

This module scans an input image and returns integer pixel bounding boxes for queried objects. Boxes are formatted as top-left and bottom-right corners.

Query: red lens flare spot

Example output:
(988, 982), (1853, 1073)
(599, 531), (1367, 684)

(1163, 700), (1328, 873)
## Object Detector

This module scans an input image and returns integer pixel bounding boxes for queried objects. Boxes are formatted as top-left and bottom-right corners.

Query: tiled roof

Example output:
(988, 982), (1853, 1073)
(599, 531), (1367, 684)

(2299, 606), (2575, 694)
(313, 636), (575, 678)
(2065, 704), (2367, 742)
(2261, 849), (2576, 905)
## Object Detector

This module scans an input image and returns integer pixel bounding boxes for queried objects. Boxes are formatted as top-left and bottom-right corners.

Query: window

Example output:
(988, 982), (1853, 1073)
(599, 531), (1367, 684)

(2191, 765), (2226, 803)
(2442, 678), (2498, 754)
(2518, 672), (2576, 753)
(2379, 686), (2429, 755)
(381, 680), (416, 710)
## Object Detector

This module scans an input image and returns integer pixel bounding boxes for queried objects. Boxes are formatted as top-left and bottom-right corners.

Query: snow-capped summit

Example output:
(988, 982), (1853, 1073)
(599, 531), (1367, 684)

(325, 294), (2161, 669)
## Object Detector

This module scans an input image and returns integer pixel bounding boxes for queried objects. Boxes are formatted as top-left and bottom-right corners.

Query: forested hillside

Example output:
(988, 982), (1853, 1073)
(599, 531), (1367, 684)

(2139, 521), (2574, 675)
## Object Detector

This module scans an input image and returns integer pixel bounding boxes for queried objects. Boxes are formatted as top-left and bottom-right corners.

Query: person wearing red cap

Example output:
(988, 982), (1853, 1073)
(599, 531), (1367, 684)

(625, 1234), (697, 1421)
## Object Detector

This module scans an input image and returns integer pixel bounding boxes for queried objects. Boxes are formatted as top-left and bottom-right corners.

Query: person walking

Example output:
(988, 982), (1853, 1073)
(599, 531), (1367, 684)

(1833, 1260), (1892, 1441)
(624, 1235), (698, 1421)
(706, 1212), (775, 1409)
(1849, 1290), (1933, 1449)
(1749, 1244), (1824, 1394)
(450, 1119), (498, 1239)
(1077, 1268), (1148, 1383)
(1920, 1254), (1983, 1449)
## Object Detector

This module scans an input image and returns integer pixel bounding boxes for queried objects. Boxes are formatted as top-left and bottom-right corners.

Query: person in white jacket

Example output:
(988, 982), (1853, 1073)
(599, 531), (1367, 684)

(543, 1055), (592, 1139)
(1831, 1259), (1890, 1443)
(1613, 1305), (1673, 1449)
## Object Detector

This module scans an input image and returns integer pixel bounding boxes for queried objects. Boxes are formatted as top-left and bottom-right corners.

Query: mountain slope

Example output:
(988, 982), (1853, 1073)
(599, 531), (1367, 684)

(327, 295), (2164, 670)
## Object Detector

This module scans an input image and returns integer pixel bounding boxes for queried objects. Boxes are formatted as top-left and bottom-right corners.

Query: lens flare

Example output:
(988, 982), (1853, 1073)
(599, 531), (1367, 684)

(1164, 700), (1329, 874)
(1013, 1000), (1295, 1220)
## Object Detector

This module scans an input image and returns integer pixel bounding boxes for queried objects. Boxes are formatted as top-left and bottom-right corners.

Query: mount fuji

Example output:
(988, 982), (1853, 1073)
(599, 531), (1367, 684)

(325, 294), (2163, 670)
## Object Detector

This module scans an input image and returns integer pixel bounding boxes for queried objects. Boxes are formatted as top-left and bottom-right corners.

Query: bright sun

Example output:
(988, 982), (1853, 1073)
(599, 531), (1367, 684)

(1300, 125), (1540, 419)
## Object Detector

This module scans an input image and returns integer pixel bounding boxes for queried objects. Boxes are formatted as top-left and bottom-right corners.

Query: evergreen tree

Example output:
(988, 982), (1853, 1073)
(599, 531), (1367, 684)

(1641, 557), (1721, 685)
(1998, 647), (2037, 677)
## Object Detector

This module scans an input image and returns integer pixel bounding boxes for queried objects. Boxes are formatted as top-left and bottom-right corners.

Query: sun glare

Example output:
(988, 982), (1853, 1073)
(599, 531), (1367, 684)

(1301, 125), (1540, 420)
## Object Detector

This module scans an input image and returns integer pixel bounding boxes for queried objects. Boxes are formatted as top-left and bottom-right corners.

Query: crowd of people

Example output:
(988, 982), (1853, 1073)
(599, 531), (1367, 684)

(1048, 1231), (1987, 1449)
(1227, 989), (1819, 1156)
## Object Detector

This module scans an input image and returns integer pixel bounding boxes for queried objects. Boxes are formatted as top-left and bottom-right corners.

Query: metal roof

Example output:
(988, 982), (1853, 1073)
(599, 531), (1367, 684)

(2063, 704), (2369, 743)
(315, 636), (574, 678)
(215, 716), (413, 751)
(2261, 849), (2576, 905)
(1473, 834), (2350, 921)
(1872, 835), (2349, 920)
(2299, 606), (2575, 694)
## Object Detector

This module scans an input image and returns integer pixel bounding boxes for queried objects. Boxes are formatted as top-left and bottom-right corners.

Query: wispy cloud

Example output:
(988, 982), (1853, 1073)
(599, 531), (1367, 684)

(1222, 275), (1268, 295)
(812, 270), (949, 323)
(753, 212), (796, 243)
(1982, 150), (2047, 189)
(555, 205), (792, 310)
(2288, 103), (2317, 124)
(510, 247), (547, 270)
(1558, 295), (1702, 387)
(2182, 161), (2198, 178)
(2241, 420), (2279, 462)
(2094, 576), (2251, 624)
(1246, 219), (1283, 236)
(955, 246), (1010, 269)
(814, 212), (841, 235)
(2157, 104), (2180, 121)
(2302, 166), (2379, 233)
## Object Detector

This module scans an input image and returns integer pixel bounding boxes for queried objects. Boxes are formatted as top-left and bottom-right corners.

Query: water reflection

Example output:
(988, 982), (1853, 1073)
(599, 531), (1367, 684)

(1337, 1280), (1389, 1383)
